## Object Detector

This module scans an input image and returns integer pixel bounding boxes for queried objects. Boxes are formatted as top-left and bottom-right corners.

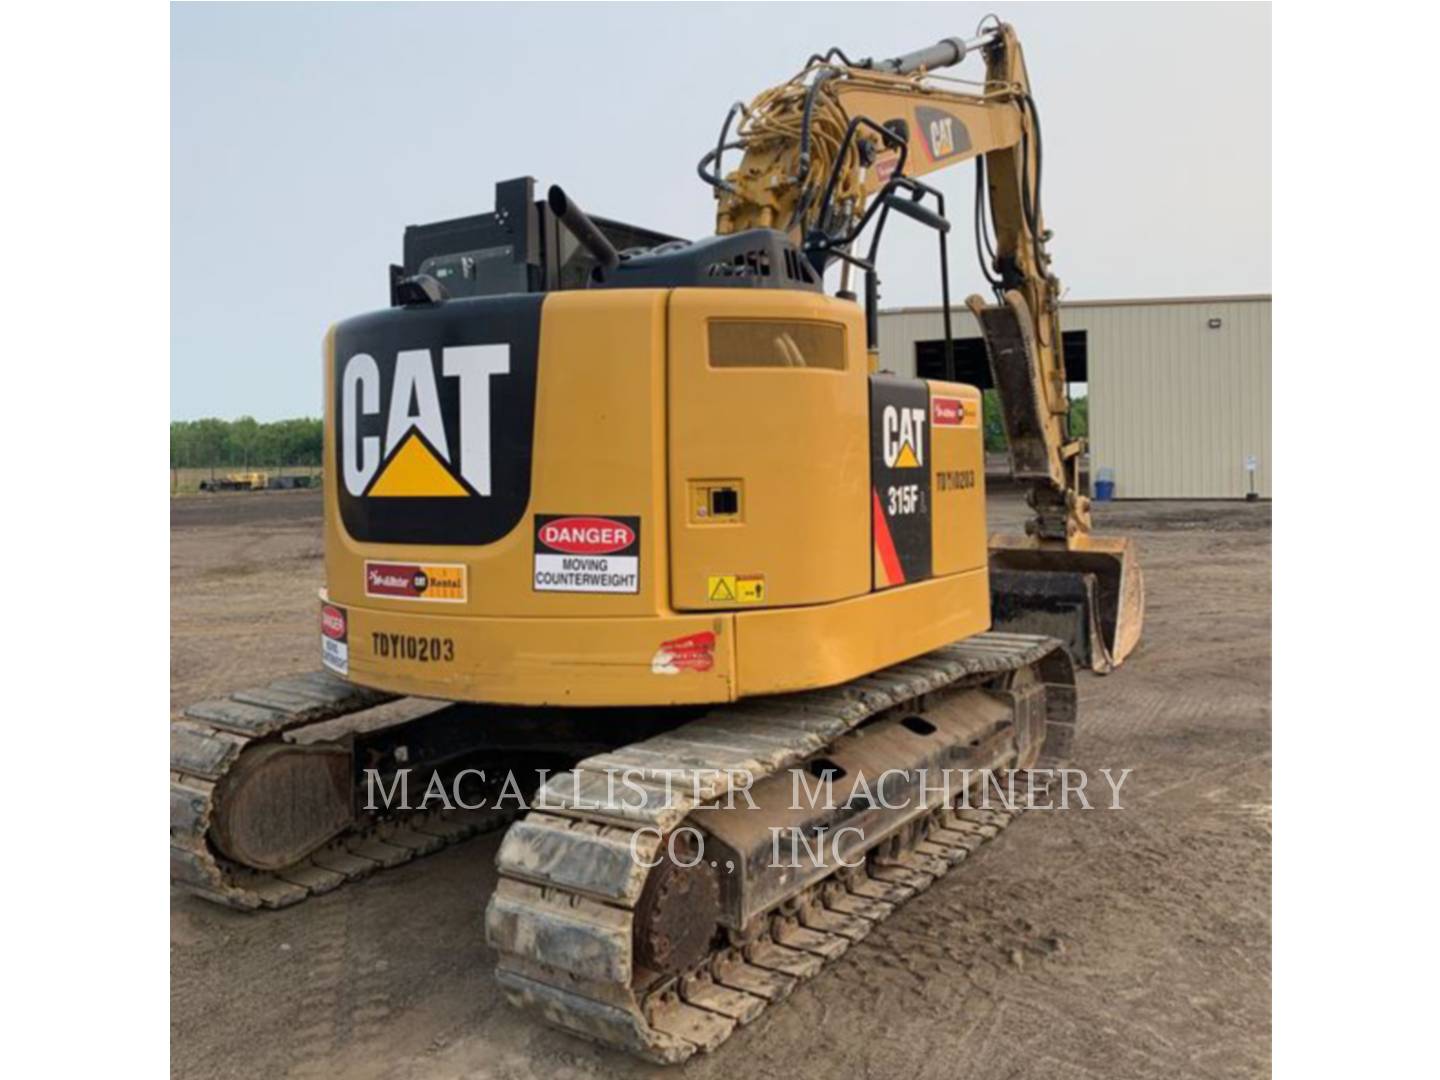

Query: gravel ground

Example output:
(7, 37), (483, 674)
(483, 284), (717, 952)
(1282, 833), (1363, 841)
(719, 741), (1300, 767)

(171, 490), (1271, 1079)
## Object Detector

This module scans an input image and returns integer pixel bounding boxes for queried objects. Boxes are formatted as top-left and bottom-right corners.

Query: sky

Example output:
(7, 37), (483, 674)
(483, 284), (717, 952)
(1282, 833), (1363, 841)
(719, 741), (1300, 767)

(171, 2), (1271, 421)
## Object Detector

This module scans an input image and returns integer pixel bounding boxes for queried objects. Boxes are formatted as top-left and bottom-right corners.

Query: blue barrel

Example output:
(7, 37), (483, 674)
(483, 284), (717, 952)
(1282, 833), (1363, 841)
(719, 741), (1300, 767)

(1094, 467), (1115, 502)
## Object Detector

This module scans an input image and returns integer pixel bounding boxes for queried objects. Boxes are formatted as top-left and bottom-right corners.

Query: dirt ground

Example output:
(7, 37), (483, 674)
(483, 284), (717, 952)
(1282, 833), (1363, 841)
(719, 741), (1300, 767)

(171, 489), (1271, 1079)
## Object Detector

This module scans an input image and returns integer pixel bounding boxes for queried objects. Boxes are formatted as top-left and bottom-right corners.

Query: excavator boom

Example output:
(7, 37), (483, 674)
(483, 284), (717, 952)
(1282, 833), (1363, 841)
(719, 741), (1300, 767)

(709, 20), (1143, 669)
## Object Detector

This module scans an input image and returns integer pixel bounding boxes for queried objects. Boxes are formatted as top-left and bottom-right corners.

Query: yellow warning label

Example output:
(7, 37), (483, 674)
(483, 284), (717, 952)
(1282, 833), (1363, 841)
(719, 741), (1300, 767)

(708, 574), (765, 603)
(369, 432), (469, 498)
(707, 575), (737, 602)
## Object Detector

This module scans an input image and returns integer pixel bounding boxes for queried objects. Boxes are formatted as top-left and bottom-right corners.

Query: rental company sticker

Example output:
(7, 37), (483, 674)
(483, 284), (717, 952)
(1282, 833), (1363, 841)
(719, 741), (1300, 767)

(534, 514), (640, 594)
(932, 396), (966, 427)
(651, 631), (716, 675)
(321, 603), (349, 675)
(365, 561), (467, 602)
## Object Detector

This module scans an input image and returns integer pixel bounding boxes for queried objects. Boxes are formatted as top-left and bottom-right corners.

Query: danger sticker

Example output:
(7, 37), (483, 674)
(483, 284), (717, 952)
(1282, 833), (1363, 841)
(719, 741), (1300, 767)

(321, 603), (348, 675)
(652, 631), (716, 675)
(932, 396), (966, 427)
(365, 561), (467, 602)
(534, 514), (640, 594)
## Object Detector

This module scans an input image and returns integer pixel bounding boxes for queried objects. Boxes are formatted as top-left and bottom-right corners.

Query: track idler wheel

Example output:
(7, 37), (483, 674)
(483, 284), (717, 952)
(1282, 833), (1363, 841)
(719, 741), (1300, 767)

(209, 742), (354, 871)
(633, 831), (722, 976)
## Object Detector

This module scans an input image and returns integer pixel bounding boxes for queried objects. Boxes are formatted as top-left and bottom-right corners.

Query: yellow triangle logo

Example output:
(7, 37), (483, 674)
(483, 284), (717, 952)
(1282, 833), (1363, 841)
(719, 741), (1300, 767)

(894, 441), (920, 468)
(368, 432), (469, 497)
(707, 575), (737, 602)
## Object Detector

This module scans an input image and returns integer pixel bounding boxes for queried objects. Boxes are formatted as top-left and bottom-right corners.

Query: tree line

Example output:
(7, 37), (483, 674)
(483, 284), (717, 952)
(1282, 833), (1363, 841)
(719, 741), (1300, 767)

(981, 391), (1087, 452)
(171, 417), (323, 474)
(171, 397), (1088, 471)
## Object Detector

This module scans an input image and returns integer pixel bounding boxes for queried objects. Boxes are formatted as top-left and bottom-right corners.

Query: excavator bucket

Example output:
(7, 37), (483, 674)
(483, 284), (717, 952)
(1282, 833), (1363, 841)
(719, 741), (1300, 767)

(988, 532), (1144, 673)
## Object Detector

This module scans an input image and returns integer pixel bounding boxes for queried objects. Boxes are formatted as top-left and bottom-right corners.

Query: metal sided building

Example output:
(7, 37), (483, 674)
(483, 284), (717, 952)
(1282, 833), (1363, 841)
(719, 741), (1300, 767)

(877, 295), (1272, 499)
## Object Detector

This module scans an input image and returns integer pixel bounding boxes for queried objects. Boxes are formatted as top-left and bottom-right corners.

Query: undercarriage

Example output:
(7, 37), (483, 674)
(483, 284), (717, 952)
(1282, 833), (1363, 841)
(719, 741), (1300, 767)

(171, 631), (1074, 1061)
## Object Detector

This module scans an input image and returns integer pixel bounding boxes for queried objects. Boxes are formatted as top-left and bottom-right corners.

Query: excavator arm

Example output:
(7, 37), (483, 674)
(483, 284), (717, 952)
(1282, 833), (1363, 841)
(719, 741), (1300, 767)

(705, 20), (1142, 670)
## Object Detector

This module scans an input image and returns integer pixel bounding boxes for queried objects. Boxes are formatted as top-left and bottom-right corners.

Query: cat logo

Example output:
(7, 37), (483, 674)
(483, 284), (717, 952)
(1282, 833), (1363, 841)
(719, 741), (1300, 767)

(340, 344), (509, 498)
(929, 116), (955, 157)
(915, 106), (971, 163)
(882, 404), (927, 469)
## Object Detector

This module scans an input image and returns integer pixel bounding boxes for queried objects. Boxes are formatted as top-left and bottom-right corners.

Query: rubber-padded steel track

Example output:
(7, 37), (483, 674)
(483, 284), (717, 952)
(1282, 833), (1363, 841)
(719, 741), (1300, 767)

(170, 671), (518, 910)
(485, 631), (1076, 1062)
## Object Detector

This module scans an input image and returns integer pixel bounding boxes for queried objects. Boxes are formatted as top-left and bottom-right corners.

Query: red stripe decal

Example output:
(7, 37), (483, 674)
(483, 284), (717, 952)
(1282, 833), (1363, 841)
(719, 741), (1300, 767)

(872, 487), (905, 586)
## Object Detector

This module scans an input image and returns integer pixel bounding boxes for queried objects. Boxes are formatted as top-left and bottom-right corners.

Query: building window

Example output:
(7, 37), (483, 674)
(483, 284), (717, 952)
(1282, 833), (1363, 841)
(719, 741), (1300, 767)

(914, 330), (1088, 385)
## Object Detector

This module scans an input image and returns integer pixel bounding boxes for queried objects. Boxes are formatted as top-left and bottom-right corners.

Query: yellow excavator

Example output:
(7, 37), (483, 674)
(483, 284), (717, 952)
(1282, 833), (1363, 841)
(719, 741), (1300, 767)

(170, 20), (1142, 1062)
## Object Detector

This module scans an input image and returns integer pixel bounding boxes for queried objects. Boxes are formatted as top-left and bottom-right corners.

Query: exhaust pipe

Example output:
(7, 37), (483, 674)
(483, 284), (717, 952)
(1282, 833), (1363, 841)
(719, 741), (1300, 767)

(547, 185), (620, 274)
